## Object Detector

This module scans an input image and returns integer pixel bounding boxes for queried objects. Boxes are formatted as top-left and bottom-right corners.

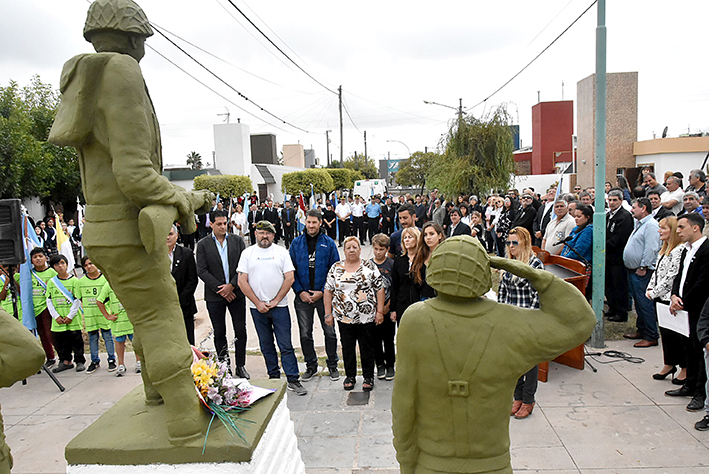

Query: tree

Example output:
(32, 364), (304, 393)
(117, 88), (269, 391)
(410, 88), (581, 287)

(281, 169), (334, 196)
(395, 151), (439, 190)
(427, 105), (515, 197)
(193, 174), (252, 197)
(324, 168), (363, 190)
(186, 151), (203, 170)
(0, 76), (81, 215)
(341, 153), (378, 179)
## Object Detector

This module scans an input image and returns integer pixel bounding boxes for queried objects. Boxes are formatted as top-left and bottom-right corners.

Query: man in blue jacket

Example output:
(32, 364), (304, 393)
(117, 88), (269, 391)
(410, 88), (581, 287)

(289, 209), (342, 382)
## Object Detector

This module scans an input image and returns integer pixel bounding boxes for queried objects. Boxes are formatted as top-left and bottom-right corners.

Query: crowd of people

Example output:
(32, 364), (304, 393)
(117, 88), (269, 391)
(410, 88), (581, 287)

(4, 167), (709, 430)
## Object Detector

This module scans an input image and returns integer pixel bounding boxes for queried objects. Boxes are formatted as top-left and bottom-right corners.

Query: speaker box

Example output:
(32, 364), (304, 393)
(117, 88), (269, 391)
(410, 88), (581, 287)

(0, 199), (26, 266)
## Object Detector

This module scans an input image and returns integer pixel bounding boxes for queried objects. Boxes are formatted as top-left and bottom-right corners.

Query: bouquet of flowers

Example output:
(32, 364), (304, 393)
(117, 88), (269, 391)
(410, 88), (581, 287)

(192, 354), (255, 449)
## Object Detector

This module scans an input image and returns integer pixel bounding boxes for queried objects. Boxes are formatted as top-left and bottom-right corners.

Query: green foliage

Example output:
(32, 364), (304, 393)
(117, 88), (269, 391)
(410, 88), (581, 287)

(324, 168), (363, 190)
(342, 154), (378, 179)
(427, 105), (515, 197)
(193, 174), (253, 197)
(186, 151), (203, 170)
(281, 169), (334, 196)
(395, 151), (439, 188)
(0, 76), (81, 212)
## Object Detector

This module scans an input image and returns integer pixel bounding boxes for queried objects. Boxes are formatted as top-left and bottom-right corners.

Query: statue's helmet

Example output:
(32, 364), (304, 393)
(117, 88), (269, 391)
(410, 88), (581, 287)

(427, 235), (491, 298)
(83, 0), (154, 41)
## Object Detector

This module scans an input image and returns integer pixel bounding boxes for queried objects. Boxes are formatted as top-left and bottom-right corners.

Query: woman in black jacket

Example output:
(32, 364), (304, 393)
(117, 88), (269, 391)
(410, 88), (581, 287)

(390, 227), (421, 325)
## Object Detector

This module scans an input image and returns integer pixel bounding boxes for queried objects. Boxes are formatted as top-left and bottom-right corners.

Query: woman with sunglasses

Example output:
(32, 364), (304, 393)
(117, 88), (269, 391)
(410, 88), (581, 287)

(497, 227), (544, 419)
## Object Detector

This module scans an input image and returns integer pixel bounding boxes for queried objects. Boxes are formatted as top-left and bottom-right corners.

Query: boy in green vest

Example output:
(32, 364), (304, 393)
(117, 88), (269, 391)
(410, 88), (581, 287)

(79, 256), (116, 373)
(46, 254), (85, 373)
(30, 248), (58, 366)
(97, 281), (139, 376)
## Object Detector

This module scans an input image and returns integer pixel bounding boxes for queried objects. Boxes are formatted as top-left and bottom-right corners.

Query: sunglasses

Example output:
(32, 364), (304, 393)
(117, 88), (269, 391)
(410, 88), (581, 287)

(505, 240), (520, 246)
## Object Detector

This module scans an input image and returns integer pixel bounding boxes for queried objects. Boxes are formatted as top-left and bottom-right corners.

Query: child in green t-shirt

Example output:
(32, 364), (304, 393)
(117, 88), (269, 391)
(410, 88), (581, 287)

(96, 280), (139, 377)
(46, 254), (85, 373)
(0, 266), (21, 322)
(30, 247), (58, 366)
(79, 256), (116, 374)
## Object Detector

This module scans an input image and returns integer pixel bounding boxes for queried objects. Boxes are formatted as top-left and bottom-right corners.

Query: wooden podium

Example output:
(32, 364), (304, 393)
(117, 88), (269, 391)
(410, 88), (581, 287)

(534, 248), (588, 383)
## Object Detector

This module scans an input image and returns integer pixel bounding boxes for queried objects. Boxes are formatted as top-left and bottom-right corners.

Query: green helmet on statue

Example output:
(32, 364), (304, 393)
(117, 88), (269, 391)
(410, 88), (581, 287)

(427, 235), (492, 298)
(83, 0), (154, 41)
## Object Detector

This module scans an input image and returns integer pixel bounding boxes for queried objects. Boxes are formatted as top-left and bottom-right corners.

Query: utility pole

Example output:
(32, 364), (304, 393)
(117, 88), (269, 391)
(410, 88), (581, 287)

(591, 0), (607, 348)
(458, 98), (463, 122)
(325, 130), (331, 167)
(364, 131), (367, 165)
(338, 86), (343, 166)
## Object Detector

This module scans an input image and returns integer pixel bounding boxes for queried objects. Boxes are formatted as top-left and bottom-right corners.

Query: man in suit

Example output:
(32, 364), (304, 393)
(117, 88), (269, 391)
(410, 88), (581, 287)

(533, 188), (555, 247)
(605, 189), (634, 322)
(281, 200), (297, 249)
(446, 207), (471, 237)
(512, 192), (536, 237)
(246, 203), (261, 246)
(167, 224), (198, 345)
(648, 190), (674, 221)
(262, 200), (280, 244)
(196, 210), (248, 378)
(381, 198), (396, 235)
(666, 213), (709, 412)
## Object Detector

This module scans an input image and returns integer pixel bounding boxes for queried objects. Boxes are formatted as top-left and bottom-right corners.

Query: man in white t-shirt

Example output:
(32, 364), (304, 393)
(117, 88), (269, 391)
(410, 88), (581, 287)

(237, 221), (306, 396)
(335, 196), (351, 246)
(660, 175), (684, 215)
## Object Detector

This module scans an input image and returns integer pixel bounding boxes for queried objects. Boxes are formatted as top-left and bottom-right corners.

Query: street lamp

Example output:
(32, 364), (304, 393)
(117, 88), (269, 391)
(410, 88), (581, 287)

(386, 140), (411, 157)
(423, 99), (463, 121)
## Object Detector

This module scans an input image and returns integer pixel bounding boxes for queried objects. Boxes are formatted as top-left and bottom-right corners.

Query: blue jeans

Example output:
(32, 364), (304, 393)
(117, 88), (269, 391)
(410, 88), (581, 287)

(250, 306), (300, 382)
(88, 328), (115, 364)
(627, 269), (659, 341)
(294, 297), (338, 371)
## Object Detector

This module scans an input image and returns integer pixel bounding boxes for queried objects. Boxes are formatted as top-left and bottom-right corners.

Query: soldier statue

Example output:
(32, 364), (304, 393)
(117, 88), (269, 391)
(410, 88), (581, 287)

(392, 236), (596, 474)
(49, 0), (211, 445)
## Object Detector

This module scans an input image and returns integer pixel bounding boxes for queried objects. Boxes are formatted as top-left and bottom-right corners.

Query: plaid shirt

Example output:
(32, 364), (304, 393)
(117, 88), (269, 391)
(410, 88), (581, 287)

(497, 256), (544, 309)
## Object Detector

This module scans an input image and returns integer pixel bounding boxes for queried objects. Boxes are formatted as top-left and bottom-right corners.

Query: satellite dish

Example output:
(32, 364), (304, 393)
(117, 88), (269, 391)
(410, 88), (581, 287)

(662, 126), (668, 138)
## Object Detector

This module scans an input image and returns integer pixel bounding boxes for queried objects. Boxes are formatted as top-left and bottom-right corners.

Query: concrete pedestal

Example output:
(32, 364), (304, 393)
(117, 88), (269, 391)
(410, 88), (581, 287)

(66, 379), (304, 473)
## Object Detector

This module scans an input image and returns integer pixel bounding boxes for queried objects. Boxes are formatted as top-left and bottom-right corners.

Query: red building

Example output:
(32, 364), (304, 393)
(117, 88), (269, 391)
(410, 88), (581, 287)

(514, 100), (574, 175)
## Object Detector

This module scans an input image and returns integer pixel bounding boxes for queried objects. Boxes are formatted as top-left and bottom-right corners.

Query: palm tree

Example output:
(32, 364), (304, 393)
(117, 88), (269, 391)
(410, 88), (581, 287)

(186, 151), (203, 170)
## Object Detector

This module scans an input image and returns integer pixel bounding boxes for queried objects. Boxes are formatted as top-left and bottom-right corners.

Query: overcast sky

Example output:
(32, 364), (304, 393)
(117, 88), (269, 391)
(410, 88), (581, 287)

(2, 0), (707, 170)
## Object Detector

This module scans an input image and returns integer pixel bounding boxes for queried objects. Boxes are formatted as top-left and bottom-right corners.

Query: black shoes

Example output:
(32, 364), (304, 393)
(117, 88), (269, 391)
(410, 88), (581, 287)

(607, 314), (628, 323)
(652, 367), (677, 380)
(686, 395), (706, 412)
(301, 367), (317, 382)
(235, 366), (250, 379)
(696, 415), (709, 431)
(377, 366), (386, 380)
(665, 386), (693, 397)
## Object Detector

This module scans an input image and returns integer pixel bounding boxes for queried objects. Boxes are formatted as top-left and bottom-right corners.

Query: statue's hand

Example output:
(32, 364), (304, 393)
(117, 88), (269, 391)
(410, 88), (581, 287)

(189, 190), (214, 215)
(490, 255), (553, 290)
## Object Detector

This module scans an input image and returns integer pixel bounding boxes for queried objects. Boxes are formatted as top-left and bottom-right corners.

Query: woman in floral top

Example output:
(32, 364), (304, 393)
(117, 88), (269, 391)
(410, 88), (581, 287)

(645, 216), (687, 383)
(324, 236), (385, 391)
(497, 227), (544, 419)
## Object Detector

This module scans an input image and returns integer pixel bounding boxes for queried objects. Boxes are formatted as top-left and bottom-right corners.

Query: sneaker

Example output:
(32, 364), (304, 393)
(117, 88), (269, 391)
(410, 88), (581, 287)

(75, 362), (86, 372)
(44, 358), (56, 368)
(287, 381), (308, 396)
(135, 361), (141, 373)
(377, 365), (386, 380)
(52, 362), (74, 373)
(116, 365), (126, 377)
(301, 367), (318, 382)
(695, 415), (709, 431)
(86, 362), (100, 374)
(329, 367), (340, 381)
(107, 360), (117, 372)
(385, 366), (395, 381)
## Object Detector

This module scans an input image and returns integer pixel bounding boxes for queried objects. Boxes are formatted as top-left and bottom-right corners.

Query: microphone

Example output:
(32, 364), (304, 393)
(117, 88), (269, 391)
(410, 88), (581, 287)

(552, 235), (574, 246)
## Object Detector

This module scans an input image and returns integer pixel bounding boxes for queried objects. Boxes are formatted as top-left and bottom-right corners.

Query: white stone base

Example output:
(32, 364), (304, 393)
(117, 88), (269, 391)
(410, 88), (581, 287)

(67, 397), (305, 474)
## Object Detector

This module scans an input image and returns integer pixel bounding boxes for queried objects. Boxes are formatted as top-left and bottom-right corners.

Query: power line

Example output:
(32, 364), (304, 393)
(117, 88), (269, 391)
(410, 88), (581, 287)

(147, 45), (290, 133)
(152, 24), (311, 133)
(151, 21), (320, 95)
(468, 0), (597, 110)
(342, 98), (362, 134)
(526, 0), (578, 47)
(221, 0), (337, 95)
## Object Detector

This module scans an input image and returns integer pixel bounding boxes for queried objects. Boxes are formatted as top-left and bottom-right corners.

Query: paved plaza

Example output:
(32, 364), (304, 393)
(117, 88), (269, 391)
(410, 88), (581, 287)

(2, 244), (708, 473)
